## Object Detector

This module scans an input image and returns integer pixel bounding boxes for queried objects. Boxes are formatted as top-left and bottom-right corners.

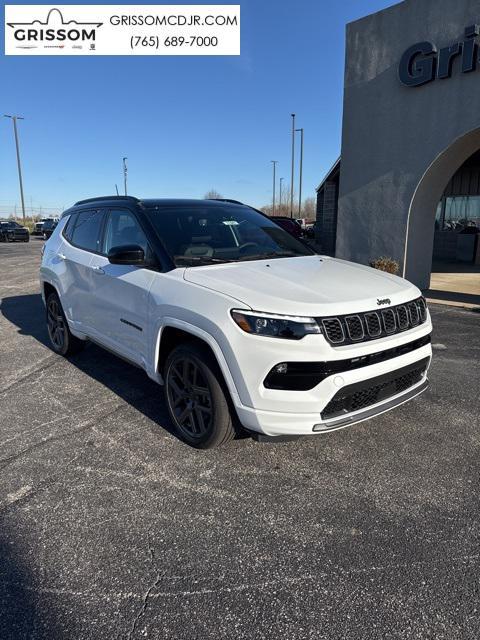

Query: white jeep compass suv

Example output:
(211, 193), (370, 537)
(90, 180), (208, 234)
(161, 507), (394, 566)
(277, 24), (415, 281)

(40, 196), (432, 448)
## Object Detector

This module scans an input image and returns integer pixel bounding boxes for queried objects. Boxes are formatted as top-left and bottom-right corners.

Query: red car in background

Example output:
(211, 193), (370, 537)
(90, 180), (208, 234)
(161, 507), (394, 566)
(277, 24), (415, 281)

(269, 216), (303, 239)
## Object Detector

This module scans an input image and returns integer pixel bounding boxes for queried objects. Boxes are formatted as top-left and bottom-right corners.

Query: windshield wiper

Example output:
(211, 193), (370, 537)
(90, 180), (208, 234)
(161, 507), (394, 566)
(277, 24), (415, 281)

(236, 251), (298, 262)
(175, 255), (232, 265)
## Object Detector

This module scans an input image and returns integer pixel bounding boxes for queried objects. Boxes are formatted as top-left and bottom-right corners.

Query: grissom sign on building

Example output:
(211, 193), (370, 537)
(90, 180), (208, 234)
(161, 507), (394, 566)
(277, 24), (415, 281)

(399, 24), (479, 86)
(5, 5), (240, 55)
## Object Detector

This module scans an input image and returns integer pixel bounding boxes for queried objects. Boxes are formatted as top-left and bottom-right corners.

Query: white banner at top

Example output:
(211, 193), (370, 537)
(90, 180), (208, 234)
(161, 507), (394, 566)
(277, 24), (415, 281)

(5, 5), (240, 55)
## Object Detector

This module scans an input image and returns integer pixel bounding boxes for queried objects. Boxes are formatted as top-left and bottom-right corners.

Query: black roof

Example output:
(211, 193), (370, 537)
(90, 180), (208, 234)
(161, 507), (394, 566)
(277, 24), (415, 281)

(141, 198), (247, 208)
(65, 196), (252, 213)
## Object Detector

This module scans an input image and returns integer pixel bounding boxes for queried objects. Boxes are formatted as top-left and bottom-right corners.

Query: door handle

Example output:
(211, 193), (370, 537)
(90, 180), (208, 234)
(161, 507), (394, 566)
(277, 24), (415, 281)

(92, 265), (105, 275)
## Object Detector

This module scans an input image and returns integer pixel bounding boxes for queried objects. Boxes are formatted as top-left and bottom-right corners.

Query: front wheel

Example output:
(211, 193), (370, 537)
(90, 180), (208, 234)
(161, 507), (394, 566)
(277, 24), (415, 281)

(46, 291), (85, 356)
(164, 344), (236, 449)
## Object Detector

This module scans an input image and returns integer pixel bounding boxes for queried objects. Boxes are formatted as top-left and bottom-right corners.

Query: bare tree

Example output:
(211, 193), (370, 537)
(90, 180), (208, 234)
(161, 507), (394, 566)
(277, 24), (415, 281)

(261, 192), (316, 220)
(204, 189), (223, 200)
(261, 185), (296, 217)
(302, 197), (316, 219)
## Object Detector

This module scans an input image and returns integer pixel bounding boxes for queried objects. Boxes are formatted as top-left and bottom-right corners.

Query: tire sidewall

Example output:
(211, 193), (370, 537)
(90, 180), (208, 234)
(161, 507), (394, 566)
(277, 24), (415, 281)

(164, 345), (233, 449)
(46, 292), (71, 356)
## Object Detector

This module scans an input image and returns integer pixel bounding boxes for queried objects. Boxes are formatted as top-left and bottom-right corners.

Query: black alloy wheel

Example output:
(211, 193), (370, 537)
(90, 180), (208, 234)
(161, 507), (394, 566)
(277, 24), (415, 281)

(47, 296), (66, 352)
(45, 291), (85, 356)
(164, 344), (235, 448)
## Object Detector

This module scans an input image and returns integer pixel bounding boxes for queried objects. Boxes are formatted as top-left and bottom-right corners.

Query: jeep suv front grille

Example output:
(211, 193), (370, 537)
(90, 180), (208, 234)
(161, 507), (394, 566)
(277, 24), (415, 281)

(318, 297), (428, 346)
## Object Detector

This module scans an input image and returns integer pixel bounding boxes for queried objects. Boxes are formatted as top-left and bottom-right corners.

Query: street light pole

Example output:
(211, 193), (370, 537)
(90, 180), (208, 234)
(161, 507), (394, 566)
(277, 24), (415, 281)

(123, 157), (128, 195)
(295, 127), (304, 218)
(4, 114), (26, 223)
(271, 160), (278, 215)
(290, 113), (295, 218)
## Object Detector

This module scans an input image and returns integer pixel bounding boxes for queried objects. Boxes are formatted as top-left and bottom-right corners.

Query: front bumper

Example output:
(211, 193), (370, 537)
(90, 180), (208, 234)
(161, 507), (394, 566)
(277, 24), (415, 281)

(228, 320), (432, 436)
(7, 232), (29, 241)
(236, 375), (429, 436)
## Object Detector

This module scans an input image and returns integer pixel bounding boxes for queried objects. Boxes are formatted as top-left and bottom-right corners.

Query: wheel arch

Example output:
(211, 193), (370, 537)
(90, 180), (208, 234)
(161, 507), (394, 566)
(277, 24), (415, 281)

(155, 320), (240, 405)
(43, 280), (58, 302)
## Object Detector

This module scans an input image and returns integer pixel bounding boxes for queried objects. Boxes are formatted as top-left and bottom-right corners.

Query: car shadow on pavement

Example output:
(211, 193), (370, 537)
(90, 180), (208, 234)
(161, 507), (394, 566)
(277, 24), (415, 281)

(0, 526), (45, 638)
(1, 293), (178, 438)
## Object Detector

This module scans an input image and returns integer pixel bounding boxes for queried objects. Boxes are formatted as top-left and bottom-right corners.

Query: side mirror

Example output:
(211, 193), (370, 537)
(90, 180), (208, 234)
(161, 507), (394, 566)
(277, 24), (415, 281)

(108, 244), (145, 265)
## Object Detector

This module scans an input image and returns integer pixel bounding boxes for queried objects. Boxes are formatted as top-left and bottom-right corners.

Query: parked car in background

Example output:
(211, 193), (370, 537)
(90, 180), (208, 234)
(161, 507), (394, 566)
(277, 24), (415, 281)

(305, 222), (317, 239)
(0, 220), (30, 242)
(42, 219), (58, 240)
(40, 195), (432, 449)
(270, 216), (303, 239)
(33, 218), (58, 236)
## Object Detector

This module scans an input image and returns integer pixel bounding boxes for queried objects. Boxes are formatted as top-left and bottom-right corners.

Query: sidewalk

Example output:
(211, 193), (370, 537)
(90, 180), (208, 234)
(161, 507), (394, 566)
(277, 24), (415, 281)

(425, 263), (480, 310)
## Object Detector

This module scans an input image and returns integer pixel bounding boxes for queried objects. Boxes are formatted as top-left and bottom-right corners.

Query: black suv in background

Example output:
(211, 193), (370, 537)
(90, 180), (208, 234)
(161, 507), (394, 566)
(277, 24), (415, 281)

(0, 220), (30, 242)
(42, 219), (58, 240)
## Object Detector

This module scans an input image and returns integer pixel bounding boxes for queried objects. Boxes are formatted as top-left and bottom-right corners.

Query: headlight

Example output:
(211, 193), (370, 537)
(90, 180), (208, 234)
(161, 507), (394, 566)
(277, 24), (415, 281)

(231, 309), (321, 340)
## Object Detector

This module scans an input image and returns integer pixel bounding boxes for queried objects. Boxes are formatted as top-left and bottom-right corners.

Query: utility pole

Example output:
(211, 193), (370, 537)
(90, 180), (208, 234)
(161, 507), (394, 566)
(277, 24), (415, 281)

(123, 157), (128, 195)
(115, 184), (119, 196)
(271, 160), (278, 215)
(295, 127), (304, 217)
(4, 114), (26, 223)
(279, 177), (284, 211)
(290, 113), (295, 218)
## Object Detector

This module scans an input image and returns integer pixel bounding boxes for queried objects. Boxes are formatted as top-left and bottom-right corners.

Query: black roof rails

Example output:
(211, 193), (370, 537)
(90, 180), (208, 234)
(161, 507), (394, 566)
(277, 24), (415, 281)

(207, 198), (245, 205)
(74, 195), (140, 206)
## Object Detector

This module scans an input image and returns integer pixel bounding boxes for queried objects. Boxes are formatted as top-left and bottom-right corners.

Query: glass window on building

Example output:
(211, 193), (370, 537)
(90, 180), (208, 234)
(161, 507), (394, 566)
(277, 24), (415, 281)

(435, 196), (480, 231)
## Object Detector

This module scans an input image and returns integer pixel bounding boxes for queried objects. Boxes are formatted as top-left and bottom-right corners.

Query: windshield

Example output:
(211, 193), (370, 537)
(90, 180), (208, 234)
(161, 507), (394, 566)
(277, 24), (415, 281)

(145, 204), (314, 266)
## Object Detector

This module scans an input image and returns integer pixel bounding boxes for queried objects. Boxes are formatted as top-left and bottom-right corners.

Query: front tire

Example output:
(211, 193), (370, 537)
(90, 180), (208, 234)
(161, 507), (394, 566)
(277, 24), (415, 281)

(164, 344), (235, 449)
(46, 291), (84, 356)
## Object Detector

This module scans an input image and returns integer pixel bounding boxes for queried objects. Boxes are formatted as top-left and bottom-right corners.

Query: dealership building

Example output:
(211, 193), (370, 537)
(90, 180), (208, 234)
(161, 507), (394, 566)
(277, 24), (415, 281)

(316, 0), (480, 289)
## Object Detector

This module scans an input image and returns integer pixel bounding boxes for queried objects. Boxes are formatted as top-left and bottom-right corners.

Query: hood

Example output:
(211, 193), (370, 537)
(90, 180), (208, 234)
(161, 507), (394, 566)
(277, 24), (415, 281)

(183, 256), (420, 316)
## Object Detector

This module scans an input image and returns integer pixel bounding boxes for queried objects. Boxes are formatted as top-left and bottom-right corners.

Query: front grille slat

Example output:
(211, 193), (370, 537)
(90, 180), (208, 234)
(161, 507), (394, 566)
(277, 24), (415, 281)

(317, 297), (428, 346)
(381, 309), (397, 334)
(408, 301), (420, 326)
(345, 315), (364, 341)
(321, 318), (345, 344)
(396, 305), (409, 330)
(365, 312), (382, 337)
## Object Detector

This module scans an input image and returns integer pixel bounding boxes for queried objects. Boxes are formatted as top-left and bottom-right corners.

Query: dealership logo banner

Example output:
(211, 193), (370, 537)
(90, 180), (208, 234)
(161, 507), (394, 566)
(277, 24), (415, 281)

(4, 5), (240, 55)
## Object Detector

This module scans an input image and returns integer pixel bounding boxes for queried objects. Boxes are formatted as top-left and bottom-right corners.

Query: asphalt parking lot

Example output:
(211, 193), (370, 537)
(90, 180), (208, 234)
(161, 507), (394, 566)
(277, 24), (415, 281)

(0, 239), (479, 640)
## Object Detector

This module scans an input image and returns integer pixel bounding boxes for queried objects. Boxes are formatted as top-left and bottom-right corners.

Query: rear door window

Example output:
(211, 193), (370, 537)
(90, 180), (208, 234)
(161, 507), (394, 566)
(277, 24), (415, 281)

(70, 210), (105, 253)
(63, 213), (77, 241)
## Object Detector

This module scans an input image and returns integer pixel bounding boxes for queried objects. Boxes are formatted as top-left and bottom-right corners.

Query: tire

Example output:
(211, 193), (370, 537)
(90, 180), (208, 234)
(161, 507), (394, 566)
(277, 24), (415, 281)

(164, 343), (236, 449)
(46, 291), (85, 356)
(24, 237), (29, 243)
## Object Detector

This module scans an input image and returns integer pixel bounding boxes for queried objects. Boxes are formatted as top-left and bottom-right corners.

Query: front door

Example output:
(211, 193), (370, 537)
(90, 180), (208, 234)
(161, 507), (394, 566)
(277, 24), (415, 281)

(88, 208), (156, 366)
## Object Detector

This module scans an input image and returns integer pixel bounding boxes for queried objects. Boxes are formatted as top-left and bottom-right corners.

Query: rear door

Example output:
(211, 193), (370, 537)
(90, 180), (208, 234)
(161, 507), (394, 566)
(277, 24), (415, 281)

(60, 208), (106, 330)
(88, 208), (156, 366)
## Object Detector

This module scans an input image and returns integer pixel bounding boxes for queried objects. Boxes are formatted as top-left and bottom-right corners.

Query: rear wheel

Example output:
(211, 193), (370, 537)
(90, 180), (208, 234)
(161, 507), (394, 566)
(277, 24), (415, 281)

(46, 291), (84, 356)
(164, 344), (235, 448)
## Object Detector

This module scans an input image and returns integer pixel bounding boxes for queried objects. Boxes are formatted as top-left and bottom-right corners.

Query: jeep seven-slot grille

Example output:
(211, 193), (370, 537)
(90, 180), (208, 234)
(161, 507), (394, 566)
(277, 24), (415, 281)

(318, 297), (428, 346)
(321, 358), (429, 420)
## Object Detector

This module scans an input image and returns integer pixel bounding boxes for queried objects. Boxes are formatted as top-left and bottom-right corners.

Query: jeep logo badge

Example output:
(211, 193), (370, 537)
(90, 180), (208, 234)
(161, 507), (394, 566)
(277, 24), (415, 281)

(377, 298), (391, 306)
